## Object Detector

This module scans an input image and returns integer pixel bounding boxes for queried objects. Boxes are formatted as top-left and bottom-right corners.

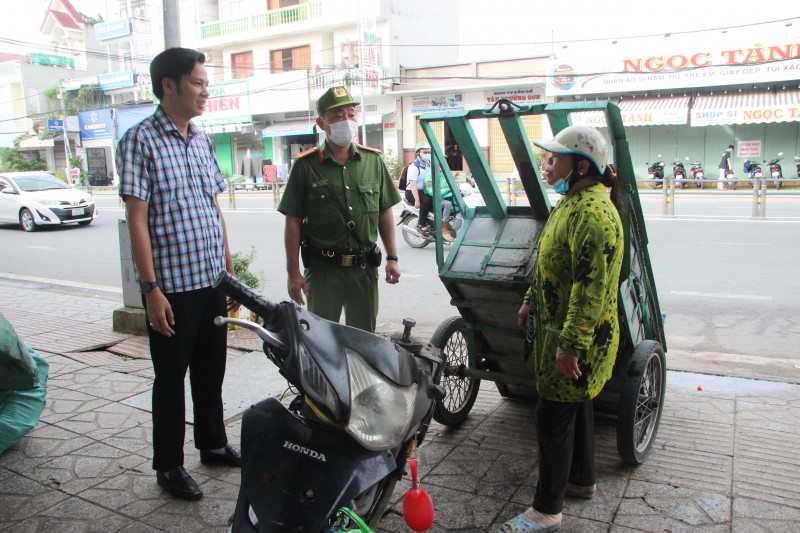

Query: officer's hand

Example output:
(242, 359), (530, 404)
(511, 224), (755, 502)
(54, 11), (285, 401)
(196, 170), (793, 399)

(385, 261), (400, 284)
(517, 303), (530, 332)
(287, 271), (307, 306)
(555, 347), (582, 381)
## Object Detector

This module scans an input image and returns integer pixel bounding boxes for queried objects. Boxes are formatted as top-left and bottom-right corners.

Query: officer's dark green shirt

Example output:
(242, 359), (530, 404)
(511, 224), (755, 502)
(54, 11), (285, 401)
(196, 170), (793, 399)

(278, 141), (401, 252)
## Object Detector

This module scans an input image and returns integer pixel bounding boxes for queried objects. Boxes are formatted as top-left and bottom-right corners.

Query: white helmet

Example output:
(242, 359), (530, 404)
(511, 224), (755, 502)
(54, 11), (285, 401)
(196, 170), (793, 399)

(534, 125), (608, 174)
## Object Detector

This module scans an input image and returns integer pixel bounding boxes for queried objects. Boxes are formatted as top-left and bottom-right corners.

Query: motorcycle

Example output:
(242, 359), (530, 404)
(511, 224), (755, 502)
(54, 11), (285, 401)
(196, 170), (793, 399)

(689, 160), (706, 189)
(646, 156), (665, 189)
(398, 183), (471, 249)
(743, 159), (763, 185)
(673, 158), (688, 189)
(767, 152), (785, 189)
(212, 271), (445, 533)
(718, 168), (736, 190)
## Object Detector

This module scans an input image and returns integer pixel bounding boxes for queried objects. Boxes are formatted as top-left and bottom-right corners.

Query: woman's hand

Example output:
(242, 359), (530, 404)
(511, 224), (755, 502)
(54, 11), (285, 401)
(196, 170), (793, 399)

(555, 347), (582, 381)
(517, 303), (530, 332)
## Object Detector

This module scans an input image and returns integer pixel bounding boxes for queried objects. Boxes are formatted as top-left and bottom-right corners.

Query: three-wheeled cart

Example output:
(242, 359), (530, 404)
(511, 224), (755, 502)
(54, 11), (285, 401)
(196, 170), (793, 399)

(420, 100), (667, 465)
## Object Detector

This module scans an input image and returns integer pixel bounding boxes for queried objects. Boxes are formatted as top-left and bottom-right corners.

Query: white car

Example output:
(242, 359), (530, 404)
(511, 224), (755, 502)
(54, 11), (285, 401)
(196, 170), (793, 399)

(0, 171), (97, 232)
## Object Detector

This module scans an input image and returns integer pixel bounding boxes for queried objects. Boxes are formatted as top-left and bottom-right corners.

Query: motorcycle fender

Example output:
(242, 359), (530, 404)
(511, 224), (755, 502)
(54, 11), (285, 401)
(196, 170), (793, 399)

(397, 209), (415, 225)
(231, 397), (397, 533)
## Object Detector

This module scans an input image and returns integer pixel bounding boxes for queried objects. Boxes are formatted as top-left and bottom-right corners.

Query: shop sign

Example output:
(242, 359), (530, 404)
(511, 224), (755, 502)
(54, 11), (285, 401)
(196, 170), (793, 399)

(78, 109), (113, 140)
(29, 53), (74, 68)
(99, 70), (135, 91)
(199, 80), (251, 126)
(546, 42), (800, 96)
(47, 119), (63, 132)
(484, 88), (543, 107)
(94, 18), (132, 41)
(737, 140), (762, 158)
(411, 94), (464, 114)
(691, 102), (800, 126)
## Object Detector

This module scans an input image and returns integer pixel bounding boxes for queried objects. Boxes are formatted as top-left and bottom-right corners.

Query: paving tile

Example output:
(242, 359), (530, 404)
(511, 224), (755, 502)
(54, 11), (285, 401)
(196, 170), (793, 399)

(53, 401), (152, 441)
(77, 468), (171, 519)
(48, 366), (152, 402)
(106, 336), (152, 360)
(0, 425), (96, 475)
(0, 495), (141, 533)
(0, 468), (70, 524)
(23, 323), (128, 354)
(38, 387), (112, 424)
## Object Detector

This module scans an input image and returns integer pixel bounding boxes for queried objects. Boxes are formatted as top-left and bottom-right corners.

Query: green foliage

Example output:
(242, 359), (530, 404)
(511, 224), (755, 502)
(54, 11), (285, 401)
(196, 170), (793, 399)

(0, 148), (46, 172)
(381, 154), (403, 180)
(232, 247), (261, 290)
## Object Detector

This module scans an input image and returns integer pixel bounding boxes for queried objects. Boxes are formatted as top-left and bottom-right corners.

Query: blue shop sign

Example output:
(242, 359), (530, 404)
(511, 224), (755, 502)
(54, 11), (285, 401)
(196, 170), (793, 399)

(95, 18), (132, 41)
(47, 119), (63, 132)
(99, 70), (135, 91)
(79, 109), (113, 140)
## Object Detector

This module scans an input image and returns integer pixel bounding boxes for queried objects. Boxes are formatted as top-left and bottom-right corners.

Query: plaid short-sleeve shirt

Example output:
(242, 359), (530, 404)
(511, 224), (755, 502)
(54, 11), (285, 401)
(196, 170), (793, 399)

(116, 106), (227, 293)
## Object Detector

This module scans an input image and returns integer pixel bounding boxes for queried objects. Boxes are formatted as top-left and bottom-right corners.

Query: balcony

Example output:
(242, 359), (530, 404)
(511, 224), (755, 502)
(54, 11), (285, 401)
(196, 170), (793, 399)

(310, 66), (393, 99)
(199, 0), (372, 48)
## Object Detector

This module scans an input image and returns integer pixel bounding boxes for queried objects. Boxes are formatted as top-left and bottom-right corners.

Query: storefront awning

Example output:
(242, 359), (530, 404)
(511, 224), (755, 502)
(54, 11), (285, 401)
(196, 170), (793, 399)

(691, 90), (800, 126)
(570, 97), (690, 127)
(261, 121), (315, 138)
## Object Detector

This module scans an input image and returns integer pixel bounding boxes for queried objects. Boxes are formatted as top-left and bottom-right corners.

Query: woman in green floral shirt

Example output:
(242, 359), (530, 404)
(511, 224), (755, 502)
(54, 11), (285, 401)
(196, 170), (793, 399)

(498, 126), (623, 533)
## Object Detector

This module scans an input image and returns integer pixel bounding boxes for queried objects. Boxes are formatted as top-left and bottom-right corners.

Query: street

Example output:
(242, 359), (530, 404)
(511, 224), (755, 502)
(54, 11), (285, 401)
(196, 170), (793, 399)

(1, 188), (799, 379)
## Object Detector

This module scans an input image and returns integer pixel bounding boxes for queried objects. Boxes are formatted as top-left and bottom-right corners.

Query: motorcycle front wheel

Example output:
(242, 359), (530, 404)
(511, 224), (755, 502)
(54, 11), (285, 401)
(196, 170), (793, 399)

(400, 215), (431, 249)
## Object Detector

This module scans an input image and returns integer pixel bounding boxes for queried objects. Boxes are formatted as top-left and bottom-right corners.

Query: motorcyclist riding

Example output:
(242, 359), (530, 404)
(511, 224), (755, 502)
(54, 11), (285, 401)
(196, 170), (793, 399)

(404, 142), (433, 236)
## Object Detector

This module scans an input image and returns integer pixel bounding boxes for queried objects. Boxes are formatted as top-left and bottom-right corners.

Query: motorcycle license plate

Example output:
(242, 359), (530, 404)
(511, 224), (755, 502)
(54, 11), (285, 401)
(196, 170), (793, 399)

(71, 208), (85, 216)
(772, 172), (781, 178)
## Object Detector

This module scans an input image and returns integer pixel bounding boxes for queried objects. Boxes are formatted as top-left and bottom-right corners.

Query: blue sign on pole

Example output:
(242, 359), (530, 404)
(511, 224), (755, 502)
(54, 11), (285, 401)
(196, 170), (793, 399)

(78, 109), (113, 140)
(98, 70), (135, 91)
(47, 119), (64, 132)
(94, 18), (132, 41)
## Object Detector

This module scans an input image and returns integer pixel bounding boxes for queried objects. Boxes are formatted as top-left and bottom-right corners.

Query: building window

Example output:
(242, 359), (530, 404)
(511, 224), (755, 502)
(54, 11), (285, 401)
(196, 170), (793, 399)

(232, 51), (254, 79)
(340, 39), (382, 68)
(268, 0), (300, 9)
(270, 45), (310, 73)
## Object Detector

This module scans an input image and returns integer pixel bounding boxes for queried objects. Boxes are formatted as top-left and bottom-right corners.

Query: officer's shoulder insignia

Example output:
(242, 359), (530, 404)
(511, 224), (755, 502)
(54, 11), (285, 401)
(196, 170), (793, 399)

(293, 146), (319, 160)
(356, 143), (382, 155)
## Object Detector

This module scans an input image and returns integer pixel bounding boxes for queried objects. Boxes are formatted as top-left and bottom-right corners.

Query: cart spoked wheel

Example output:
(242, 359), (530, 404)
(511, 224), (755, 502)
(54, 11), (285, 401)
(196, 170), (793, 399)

(616, 340), (666, 465)
(431, 316), (480, 426)
(401, 215), (431, 249)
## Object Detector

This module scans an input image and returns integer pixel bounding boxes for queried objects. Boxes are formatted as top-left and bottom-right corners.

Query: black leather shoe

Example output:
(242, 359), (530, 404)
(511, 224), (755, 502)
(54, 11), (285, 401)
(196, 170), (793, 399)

(200, 443), (241, 467)
(156, 466), (203, 500)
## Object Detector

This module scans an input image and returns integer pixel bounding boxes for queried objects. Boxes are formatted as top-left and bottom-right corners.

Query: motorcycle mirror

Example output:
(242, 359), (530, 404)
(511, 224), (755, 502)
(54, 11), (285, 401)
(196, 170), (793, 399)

(778, 152), (784, 157)
(403, 458), (434, 532)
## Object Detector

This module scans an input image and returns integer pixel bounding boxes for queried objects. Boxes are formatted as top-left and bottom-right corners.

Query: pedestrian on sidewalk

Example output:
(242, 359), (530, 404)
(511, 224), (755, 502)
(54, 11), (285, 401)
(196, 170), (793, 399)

(502, 126), (624, 533)
(277, 85), (401, 333)
(116, 47), (242, 501)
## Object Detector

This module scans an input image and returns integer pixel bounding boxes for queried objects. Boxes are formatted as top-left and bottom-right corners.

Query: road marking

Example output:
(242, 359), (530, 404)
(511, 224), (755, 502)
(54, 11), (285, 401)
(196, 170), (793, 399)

(0, 273), (121, 293)
(699, 241), (769, 246)
(26, 246), (57, 250)
(670, 290), (772, 301)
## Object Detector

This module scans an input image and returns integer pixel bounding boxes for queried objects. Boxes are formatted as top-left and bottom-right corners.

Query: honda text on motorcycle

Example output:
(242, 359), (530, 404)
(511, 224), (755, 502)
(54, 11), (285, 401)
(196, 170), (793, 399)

(212, 272), (445, 532)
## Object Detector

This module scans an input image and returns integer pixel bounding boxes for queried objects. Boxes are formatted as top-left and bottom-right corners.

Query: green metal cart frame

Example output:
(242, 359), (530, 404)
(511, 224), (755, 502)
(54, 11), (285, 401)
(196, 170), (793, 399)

(420, 99), (667, 465)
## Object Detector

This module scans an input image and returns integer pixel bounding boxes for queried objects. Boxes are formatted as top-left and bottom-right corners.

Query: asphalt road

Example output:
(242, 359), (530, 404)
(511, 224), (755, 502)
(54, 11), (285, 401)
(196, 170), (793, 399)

(1, 188), (799, 379)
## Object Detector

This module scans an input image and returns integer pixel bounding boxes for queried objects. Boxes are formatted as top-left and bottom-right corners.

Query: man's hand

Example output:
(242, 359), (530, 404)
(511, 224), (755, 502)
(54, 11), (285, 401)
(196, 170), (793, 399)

(517, 303), (530, 332)
(385, 261), (400, 284)
(287, 270), (308, 305)
(146, 290), (175, 337)
(555, 347), (582, 381)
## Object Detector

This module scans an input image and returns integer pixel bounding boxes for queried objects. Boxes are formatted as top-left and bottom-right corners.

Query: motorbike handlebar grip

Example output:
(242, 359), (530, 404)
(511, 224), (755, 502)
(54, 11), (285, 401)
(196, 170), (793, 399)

(213, 271), (280, 322)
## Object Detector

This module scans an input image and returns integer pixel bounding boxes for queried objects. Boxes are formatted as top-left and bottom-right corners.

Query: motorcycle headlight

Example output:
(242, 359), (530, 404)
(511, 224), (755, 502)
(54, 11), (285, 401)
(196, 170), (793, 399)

(296, 343), (340, 420)
(345, 349), (417, 451)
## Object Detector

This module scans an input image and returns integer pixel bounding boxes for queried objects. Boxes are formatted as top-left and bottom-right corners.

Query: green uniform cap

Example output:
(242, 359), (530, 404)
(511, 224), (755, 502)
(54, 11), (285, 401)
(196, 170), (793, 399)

(316, 86), (359, 116)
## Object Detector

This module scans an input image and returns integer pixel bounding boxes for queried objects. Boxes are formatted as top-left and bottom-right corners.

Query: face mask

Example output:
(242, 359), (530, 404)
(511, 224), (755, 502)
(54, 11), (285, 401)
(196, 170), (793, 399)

(324, 119), (358, 147)
(421, 154), (431, 163)
(551, 170), (573, 195)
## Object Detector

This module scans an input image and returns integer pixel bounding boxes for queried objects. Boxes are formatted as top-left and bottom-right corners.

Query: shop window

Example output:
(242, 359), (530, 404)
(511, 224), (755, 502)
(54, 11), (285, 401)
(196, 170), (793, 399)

(232, 51), (254, 79)
(270, 45), (310, 73)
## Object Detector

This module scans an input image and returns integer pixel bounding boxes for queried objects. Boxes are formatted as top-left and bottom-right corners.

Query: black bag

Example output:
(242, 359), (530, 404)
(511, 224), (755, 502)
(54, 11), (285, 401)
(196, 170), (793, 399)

(368, 245), (382, 268)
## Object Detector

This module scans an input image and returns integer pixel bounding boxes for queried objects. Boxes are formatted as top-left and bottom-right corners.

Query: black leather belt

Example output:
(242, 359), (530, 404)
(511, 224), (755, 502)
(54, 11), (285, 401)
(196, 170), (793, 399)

(305, 245), (374, 267)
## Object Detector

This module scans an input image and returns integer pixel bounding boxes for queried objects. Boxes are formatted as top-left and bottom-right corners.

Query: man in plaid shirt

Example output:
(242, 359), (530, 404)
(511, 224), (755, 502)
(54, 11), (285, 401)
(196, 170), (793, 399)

(116, 47), (241, 501)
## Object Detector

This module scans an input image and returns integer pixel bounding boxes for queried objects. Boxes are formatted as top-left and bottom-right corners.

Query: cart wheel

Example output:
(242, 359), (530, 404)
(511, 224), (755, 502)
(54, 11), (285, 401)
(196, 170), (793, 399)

(431, 316), (480, 426)
(401, 215), (430, 249)
(616, 340), (666, 465)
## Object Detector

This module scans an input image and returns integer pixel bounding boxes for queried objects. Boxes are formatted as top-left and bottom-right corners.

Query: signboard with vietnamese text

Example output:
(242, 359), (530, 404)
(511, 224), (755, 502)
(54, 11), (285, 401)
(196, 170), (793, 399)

(737, 140), (762, 158)
(546, 42), (800, 96)
(691, 101), (800, 126)
(411, 94), (464, 114)
(484, 88), (543, 108)
(47, 119), (64, 132)
(78, 109), (113, 140)
(99, 70), (135, 91)
(94, 18), (132, 41)
(196, 80), (251, 127)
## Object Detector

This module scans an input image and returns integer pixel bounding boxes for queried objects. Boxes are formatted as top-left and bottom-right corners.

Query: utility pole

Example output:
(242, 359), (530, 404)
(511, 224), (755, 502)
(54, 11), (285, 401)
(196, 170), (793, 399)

(58, 81), (73, 184)
(163, 0), (181, 48)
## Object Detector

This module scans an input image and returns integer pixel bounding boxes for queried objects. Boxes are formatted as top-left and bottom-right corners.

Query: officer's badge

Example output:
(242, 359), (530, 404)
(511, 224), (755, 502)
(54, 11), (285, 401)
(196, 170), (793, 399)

(333, 87), (348, 97)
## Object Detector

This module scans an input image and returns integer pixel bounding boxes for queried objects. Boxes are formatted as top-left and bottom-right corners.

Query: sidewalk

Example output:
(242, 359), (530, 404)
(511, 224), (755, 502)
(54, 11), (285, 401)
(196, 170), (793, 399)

(1, 275), (799, 532)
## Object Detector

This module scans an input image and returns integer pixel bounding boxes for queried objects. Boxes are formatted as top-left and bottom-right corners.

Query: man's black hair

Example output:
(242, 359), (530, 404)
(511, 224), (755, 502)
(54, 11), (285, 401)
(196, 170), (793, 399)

(728, 145), (734, 150)
(150, 47), (206, 100)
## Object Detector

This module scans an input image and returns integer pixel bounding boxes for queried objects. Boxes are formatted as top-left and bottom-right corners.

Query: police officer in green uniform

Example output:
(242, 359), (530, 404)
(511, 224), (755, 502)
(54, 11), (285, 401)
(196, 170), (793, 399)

(278, 86), (401, 333)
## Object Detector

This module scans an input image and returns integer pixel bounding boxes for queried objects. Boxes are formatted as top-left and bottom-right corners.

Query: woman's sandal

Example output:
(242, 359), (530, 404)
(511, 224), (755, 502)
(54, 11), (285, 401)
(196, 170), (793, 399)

(495, 512), (561, 533)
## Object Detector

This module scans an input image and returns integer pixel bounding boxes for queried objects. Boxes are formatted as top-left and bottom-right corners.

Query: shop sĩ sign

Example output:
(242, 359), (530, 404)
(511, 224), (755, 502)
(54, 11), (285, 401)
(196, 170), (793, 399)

(196, 80), (251, 127)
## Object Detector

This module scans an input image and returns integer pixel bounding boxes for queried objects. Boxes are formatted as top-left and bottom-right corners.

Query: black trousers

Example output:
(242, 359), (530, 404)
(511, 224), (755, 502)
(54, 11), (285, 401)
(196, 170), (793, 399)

(405, 189), (433, 227)
(144, 287), (228, 472)
(533, 398), (595, 515)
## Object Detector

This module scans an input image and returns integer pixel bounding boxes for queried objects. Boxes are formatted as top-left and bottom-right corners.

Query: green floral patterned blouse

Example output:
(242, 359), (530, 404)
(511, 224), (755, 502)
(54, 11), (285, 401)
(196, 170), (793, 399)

(530, 183), (623, 402)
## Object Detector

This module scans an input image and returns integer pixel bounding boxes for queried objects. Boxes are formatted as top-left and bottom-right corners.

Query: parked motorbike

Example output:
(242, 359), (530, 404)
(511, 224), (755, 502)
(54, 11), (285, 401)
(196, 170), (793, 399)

(767, 152), (785, 189)
(743, 159), (763, 184)
(689, 160), (706, 189)
(718, 168), (737, 190)
(673, 158), (688, 189)
(647, 156), (665, 189)
(212, 271), (445, 533)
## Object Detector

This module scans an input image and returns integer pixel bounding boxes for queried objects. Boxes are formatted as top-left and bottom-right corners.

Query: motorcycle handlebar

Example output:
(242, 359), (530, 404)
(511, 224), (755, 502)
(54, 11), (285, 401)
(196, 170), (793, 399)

(213, 271), (281, 323)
